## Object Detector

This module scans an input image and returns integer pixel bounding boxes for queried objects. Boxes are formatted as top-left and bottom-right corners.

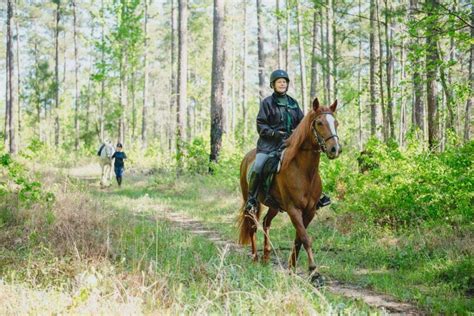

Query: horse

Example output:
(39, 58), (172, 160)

(238, 97), (341, 275)
(98, 141), (115, 187)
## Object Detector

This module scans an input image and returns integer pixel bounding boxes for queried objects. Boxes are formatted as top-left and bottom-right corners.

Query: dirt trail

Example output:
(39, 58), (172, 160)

(151, 209), (421, 315)
(72, 168), (422, 315)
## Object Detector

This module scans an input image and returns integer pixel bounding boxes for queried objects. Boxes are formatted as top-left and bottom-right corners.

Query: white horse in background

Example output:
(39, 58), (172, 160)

(98, 140), (115, 186)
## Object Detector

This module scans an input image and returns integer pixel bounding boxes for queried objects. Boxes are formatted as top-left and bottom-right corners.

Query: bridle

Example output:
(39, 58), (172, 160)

(310, 112), (339, 153)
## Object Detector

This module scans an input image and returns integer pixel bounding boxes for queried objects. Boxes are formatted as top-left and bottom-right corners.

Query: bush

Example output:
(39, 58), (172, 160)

(323, 138), (473, 227)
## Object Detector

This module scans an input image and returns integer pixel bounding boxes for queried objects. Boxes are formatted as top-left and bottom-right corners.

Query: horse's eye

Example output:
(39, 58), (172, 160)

(317, 121), (323, 126)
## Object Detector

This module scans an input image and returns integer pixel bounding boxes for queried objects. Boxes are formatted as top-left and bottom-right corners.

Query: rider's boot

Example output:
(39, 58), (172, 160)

(317, 193), (331, 208)
(245, 170), (260, 214)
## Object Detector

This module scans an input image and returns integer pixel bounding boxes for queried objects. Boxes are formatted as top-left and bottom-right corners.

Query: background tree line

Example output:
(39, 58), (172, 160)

(1, 0), (472, 163)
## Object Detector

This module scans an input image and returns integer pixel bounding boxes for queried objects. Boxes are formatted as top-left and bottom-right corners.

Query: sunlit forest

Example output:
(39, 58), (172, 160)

(1, 0), (473, 314)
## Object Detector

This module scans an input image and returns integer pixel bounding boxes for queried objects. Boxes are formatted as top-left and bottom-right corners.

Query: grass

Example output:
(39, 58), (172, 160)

(95, 170), (474, 314)
(1, 166), (377, 314)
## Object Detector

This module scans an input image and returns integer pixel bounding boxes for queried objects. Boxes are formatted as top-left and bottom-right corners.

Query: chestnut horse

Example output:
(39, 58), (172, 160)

(238, 98), (341, 273)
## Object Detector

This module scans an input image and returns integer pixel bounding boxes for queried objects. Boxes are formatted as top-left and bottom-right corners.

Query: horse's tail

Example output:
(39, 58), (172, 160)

(238, 149), (261, 245)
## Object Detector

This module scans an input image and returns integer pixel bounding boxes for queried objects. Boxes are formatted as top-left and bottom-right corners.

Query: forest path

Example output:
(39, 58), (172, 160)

(71, 165), (421, 315)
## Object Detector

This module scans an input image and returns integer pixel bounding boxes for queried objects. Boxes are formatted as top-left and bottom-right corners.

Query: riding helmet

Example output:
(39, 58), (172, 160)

(269, 69), (290, 88)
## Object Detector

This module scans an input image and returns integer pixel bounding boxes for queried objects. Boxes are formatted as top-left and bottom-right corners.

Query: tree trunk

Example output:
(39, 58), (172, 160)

(425, 0), (440, 151)
(242, 0), (248, 141)
(177, 0), (188, 169)
(464, 3), (473, 142)
(310, 11), (318, 101)
(6, 0), (16, 154)
(285, 0), (290, 71)
(210, 0), (225, 168)
(142, 0), (149, 148)
(319, 10), (326, 104)
(256, 0), (266, 100)
(384, 0), (394, 140)
(331, 0), (337, 101)
(15, 11), (21, 148)
(369, 0), (377, 137)
(376, 0), (387, 141)
(409, 0), (424, 135)
(358, 0), (363, 150)
(73, 0), (80, 150)
(99, 0), (105, 142)
(54, 0), (61, 147)
(325, 0), (332, 104)
(169, 0), (176, 151)
(296, 0), (307, 112)
(399, 36), (407, 146)
(276, 0), (283, 69)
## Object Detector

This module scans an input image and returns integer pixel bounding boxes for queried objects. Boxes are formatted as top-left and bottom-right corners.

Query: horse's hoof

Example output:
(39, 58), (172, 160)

(310, 272), (325, 287)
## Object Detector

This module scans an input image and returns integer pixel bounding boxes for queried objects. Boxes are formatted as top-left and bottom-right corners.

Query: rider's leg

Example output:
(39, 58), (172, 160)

(246, 153), (269, 211)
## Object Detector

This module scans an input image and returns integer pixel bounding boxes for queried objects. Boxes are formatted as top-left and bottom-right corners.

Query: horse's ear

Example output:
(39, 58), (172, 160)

(312, 98), (320, 111)
(330, 99), (338, 112)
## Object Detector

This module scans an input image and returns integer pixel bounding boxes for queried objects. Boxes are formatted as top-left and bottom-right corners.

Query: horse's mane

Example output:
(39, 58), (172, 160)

(280, 107), (328, 170)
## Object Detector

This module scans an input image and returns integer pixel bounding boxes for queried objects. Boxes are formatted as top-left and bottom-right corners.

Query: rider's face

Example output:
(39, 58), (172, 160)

(274, 78), (288, 94)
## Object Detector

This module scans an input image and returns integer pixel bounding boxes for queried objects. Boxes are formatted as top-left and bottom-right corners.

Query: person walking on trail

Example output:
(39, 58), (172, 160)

(245, 69), (331, 212)
(111, 143), (127, 187)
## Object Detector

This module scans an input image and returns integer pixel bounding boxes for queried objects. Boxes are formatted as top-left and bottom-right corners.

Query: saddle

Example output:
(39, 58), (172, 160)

(247, 150), (285, 211)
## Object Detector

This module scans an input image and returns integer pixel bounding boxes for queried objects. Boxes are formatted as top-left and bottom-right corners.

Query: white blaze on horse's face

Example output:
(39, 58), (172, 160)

(323, 113), (341, 159)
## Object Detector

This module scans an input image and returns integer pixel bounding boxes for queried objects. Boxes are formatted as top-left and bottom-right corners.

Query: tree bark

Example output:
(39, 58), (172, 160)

(276, 0), (283, 69)
(256, 0), (266, 100)
(177, 0), (188, 169)
(310, 11), (318, 101)
(296, 0), (307, 112)
(169, 0), (176, 151)
(319, 10), (326, 104)
(325, 0), (332, 104)
(358, 0), (363, 150)
(15, 10), (21, 148)
(142, 0), (149, 148)
(242, 0), (248, 140)
(73, 0), (80, 150)
(369, 0), (377, 137)
(99, 0), (105, 142)
(331, 0), (337, 101)
(425, 0), (440, 151)
(210, 0), (225, 167)
(6, 0), (16, 154)
(409, 0), (423, 134)
(384, 0), (394, 140)
(54, 0), (61, 147)
(376, 0), (387, 141)
(464, 3), (473, 142)
(285, 0), (290, 71)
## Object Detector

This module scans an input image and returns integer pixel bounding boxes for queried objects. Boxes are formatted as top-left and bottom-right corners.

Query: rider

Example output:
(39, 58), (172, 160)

(245, 69), (331, 212)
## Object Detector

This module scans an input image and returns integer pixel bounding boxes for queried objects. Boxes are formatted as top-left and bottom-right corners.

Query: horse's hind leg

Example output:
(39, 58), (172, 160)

(262, 208), (279, 263)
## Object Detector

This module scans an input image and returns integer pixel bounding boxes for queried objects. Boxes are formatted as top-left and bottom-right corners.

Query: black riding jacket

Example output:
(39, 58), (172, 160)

(256, 93), (304, 154)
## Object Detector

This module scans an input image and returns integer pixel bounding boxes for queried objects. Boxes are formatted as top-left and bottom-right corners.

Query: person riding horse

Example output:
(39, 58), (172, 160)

(245, 69), (330, 212)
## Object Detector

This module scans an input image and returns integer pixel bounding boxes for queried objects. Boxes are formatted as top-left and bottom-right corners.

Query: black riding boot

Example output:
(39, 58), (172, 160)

(117, 176), (122, 187)
(245, 170), (260, 212)
(317, 193), (331, 208)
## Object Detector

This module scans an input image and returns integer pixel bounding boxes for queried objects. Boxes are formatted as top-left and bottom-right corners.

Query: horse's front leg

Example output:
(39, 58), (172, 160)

(288, 209), (317, 272)
(262, 208), (279, 263)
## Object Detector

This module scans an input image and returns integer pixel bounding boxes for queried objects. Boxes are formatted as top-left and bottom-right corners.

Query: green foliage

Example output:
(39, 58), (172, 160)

(0, 153), (55, 227)
(323, 138), (473, 227)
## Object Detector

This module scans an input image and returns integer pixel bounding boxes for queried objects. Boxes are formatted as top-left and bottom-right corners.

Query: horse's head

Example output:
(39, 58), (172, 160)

(310, 98), (342, 159)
